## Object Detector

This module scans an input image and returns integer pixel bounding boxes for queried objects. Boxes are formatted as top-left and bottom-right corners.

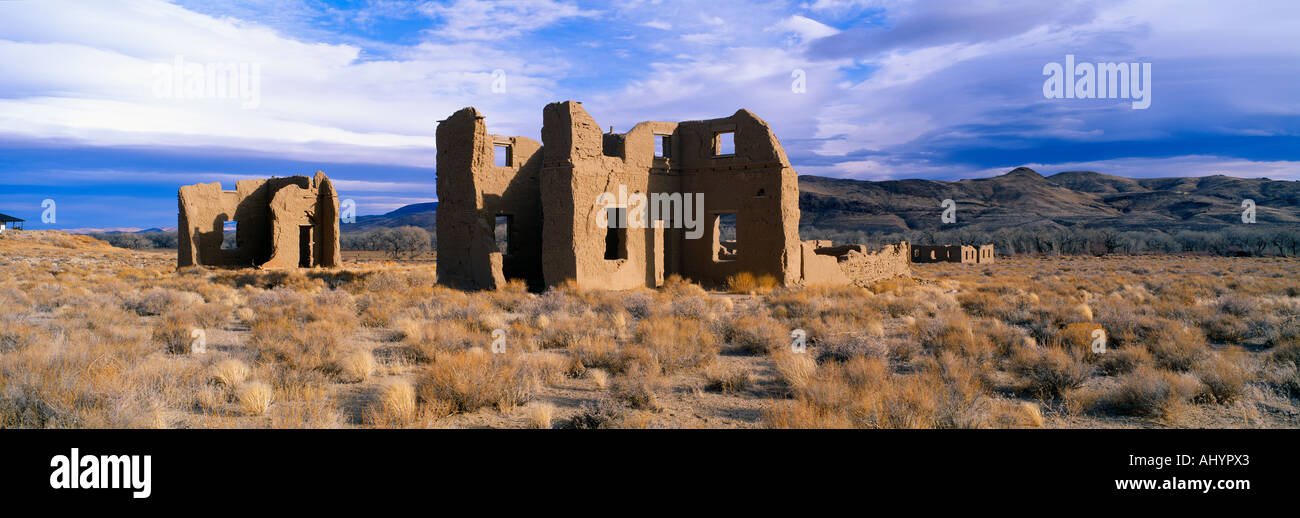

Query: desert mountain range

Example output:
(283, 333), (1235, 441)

(343, 167), (1300, 235)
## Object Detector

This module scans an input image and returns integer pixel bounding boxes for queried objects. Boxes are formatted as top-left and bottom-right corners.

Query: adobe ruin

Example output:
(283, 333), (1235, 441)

(910, 244), (995, 264)
(435, 101), (910, 290)
(178, 171), (341, 269)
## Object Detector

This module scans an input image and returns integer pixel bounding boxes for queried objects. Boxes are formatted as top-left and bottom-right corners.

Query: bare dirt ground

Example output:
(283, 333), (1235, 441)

(2, 230), (1297, 428)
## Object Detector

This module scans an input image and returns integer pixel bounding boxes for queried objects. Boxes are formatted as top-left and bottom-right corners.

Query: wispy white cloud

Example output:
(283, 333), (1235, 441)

(769, 15), (840, 43)
(0, 0), (572, 167)
(416, 0), (599, 41)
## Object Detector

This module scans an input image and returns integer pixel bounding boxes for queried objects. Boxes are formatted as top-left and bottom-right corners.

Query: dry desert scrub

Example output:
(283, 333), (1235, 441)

(211, 359), (250, 387)
(236, 381), (273, 416)
(523, 401), (556, 429)
(703, 362), (752, 394)
(1, 231), (1297, 428)
(415, 349), (536, 413)
(367, 378), (417, 426)
(722, 312), (788, 354)
(726, 272), (778, 294)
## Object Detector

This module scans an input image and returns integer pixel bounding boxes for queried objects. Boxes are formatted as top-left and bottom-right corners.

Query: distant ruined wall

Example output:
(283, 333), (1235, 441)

(911, 245), (960, 263)
(910, 244), (995, 264)
(178, 172), (340, 269)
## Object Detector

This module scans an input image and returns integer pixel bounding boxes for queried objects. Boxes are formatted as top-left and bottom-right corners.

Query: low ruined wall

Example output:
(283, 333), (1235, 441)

(800, 240), (850, 286)
(830, 242), (911, 288)
(800, 241), (910, 287)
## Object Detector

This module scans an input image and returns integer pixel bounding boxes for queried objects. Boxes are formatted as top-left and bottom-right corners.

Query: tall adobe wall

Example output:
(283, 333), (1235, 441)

(538, 101), (802, 289)
(435, 107), (544, 290)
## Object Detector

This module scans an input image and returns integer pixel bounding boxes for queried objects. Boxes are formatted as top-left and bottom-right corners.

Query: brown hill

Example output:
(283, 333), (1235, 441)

(799, 167), (1300, 233)
(360, 168), (1300, 236)
(340, 202), (437, 233)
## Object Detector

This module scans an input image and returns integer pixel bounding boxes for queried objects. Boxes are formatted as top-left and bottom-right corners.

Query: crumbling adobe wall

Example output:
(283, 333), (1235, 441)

(539, 101), (662, 290)
(960, 245), (977, 263)
(436, 107), (544, 290)
(438, 102), (899, 291)
(262, 173), (341, 268)
(536, 101), (801, 289)
(674, 109), (803, 287)
(806, 241), (911, 287)
(836, 242), (912, 287)
(178, 172), (340, 269)
(800, 240), (850, 285)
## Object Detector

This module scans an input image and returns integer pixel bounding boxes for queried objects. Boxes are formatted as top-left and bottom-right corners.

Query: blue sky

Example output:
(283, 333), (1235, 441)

(1, 0), (1297, 229)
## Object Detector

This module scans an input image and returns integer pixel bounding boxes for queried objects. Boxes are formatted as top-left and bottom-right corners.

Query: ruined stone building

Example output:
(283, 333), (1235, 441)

(910, 244), (995, 264)
(436, 101), (910, 290)
(178, 171), (341, 269)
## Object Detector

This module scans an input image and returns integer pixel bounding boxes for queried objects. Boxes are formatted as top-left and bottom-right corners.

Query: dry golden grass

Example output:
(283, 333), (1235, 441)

(1194, 352), (1251, 404)
(722, 313), (787, 354)
(587, 368), (609, 389)
(2, 231), (1298, 428)
(153, 313), (199, 354)
(368, 378), (417, 426)
(523, 401), (555, 429)
(772, 350), (818, 394)
(416, 349), (535, 413)
(703, 362), (752, 394)
(211, 359), (250, 387)
(523, 351), (568, 386)
(726, 272), (778, 294)
(236, 381), (273, 416)
(762, 400), (856, 428)
(1147, 321), (1209, 371)
(1010, 345), (1094, 399)
(1094, 366), (1201, 419)
(336, 349), (376, 383)
(610, 364), (663, 410)
(631, 316), (718, 373)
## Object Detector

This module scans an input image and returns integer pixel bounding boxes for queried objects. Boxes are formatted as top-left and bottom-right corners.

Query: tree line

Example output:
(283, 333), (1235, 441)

(88, 226), (436, 258)
(88, 231), (177, 250)
(800, 225), (1300, 257)
(340, 226), (434, 258)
